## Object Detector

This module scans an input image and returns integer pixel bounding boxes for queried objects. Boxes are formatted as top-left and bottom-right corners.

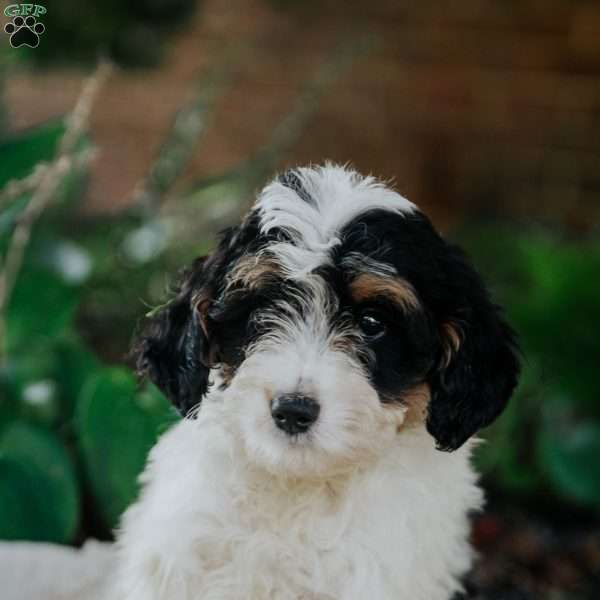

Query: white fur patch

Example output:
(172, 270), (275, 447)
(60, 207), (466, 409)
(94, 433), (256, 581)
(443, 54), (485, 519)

(256, 164), (415, 278)
(113, 404), (482, 600)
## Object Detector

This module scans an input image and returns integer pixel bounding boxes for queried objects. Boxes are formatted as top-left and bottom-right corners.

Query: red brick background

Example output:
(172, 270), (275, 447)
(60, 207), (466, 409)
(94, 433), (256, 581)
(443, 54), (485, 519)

(5, 0), (600, 230)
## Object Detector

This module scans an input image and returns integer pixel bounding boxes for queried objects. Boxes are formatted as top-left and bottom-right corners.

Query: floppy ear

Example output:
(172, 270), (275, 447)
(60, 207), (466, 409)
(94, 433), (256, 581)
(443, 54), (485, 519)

(134, 256), (213, 416)
(426, 244), (520, 451)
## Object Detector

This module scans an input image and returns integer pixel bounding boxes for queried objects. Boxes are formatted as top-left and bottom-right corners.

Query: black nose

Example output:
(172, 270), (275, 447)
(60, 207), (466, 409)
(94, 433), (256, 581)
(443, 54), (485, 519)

(271, 394), (320, 435)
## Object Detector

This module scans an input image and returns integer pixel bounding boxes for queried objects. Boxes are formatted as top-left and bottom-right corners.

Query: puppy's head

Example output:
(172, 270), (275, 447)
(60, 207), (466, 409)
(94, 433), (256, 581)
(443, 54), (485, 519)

(135, 165), (519, 475)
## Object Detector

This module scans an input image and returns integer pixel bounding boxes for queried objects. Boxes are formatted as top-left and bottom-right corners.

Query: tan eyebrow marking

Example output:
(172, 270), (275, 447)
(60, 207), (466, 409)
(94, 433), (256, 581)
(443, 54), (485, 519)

(349, 273), (420, 311)
(226, 255), (281, 291)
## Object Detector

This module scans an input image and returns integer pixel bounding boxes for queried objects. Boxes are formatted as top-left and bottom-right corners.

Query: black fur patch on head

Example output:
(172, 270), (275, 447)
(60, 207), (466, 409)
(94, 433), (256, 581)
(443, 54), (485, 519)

(133, 212), (270, 415)
(336, 209), (520, 450)
(133, 205), (309, 414)
(278, 169), (315, 206)
(134, 257), (211, 416)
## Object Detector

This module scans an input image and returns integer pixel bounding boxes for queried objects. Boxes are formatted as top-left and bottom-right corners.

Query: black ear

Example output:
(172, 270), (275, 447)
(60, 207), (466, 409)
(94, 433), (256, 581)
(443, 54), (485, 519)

(426, 244), (520, 451)
(134, 257), (212, 416)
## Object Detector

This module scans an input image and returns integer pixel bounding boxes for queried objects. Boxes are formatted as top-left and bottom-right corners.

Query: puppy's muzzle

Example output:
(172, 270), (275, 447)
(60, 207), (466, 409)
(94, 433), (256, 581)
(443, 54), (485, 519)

(271, 394), (320, 435)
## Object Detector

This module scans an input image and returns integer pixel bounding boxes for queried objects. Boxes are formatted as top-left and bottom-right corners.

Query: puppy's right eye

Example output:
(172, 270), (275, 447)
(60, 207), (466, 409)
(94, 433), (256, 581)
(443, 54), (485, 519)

(358, 310), (387, 340)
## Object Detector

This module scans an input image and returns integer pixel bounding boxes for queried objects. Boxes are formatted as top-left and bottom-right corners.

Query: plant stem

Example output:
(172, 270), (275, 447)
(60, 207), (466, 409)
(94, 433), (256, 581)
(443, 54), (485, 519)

(130, 49), (241, 215)
(0, 61), (112, 360)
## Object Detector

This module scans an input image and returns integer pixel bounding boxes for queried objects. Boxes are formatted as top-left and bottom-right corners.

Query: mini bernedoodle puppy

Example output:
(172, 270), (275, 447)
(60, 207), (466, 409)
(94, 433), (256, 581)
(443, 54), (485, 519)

(114, 164), (520, 600)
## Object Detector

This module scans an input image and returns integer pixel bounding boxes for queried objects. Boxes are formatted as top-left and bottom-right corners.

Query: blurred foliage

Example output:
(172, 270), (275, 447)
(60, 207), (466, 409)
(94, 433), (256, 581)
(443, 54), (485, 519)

(16, 0), (198, 67)
(0, 118), (177, 542)
(77, 368), (177, 526)
(462, 225), (600, 509)
(0, 120), (65, 184)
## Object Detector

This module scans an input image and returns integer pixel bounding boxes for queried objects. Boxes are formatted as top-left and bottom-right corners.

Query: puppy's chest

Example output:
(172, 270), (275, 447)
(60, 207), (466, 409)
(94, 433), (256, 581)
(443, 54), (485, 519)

(190, 479), (376, 598)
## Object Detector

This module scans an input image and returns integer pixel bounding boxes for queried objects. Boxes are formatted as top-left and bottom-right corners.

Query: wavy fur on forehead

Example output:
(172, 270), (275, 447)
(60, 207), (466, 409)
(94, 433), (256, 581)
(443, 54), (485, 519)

(256, 164), (416, 277)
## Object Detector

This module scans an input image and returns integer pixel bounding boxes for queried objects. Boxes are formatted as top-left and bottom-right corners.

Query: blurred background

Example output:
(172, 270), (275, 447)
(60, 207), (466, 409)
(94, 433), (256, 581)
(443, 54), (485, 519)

(0, 1), (599, 598)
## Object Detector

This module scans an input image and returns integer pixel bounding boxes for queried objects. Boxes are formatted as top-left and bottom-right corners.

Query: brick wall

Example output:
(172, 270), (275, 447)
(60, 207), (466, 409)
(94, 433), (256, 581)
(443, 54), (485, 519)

(6, 0), (600, 230)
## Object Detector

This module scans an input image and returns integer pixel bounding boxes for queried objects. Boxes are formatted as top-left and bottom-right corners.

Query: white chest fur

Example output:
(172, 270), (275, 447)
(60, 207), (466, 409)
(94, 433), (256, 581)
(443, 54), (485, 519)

(113, 401), (482, 600)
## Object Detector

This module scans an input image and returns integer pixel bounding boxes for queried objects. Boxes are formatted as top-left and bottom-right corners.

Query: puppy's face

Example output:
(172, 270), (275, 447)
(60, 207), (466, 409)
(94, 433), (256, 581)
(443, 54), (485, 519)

(136, 166), (519, 476)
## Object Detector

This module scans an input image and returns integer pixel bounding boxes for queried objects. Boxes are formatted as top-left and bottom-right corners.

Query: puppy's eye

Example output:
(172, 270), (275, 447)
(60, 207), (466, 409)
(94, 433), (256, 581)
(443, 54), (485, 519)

(358, 310), (386, 339)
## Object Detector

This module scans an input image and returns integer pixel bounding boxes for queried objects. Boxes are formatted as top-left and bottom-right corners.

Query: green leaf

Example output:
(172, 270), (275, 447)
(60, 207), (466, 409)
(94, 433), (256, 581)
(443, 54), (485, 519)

(76, 368), (176, 529)
(538, 422), (600, 507)
(0, 373), (20, 431)
(6, 267), (80, 352)
(2, 337), (100, 429)
(0, 120), (90, 242)
(0, 344), (61, 428)
(459, 225), (600, 507)
(52, 337), (100, 419)
(0, 423), (79, 542)
(0, 119), (65, 188)
(0, 458), (46, 541)
(475, 377), (542, 497)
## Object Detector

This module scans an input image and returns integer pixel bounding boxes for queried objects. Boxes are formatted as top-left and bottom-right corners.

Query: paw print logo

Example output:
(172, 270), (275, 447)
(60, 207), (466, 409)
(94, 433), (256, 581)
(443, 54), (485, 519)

(4, 15), (45, 48)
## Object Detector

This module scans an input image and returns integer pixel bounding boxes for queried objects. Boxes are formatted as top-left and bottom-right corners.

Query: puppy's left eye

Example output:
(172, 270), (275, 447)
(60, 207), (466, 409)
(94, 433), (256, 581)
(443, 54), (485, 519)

(358, 310), (387, 339)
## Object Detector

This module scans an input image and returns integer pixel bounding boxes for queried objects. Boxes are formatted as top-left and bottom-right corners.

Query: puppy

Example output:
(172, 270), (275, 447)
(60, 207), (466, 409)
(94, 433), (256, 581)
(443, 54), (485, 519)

(114, 164), (519, 600)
